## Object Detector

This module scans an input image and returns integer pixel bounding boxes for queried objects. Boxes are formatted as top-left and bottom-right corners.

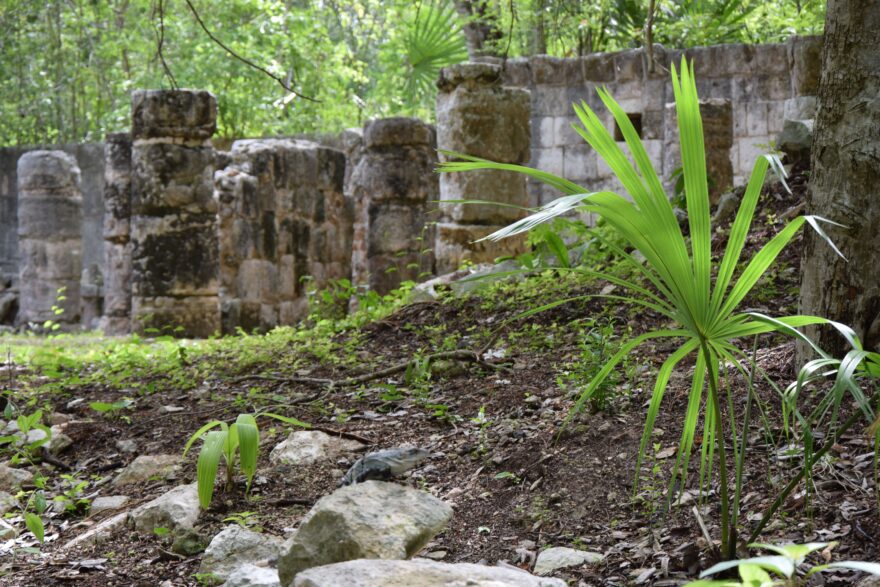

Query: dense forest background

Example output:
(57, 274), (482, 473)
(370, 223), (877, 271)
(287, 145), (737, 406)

(0, 0), (825, 145)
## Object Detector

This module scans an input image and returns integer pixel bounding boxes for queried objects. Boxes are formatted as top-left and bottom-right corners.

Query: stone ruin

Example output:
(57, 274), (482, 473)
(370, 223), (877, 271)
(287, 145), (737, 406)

(0, 37), (822, 336)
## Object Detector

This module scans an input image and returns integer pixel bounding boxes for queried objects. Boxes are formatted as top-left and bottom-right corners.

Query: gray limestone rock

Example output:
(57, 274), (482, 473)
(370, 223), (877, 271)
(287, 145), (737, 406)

(777, 118), (814, 166)
(62, 511), (129, 550)
(0, 464), (33, 491)
(269, 430), (364, 466)
(113, 454), (181, 485)
(293, 559), (567, 587)
(129, 483), (200, 533)
(533, 546), (604, 576)
(277, 481), (452, 586)
(200, 525), (284, 581)
(90, 495), (130, 514)
(223, 564), (281, 587)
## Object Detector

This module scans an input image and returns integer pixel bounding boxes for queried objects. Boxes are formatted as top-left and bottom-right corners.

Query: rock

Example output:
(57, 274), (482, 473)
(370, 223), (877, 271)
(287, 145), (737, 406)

(712, 191), (740, 225)
(223, 564), (281, 587)
(129, 483), (200, 533)
(159, 405), (185, 413)
(113, 454), (180, 485)
(857, 577), (880, 587)
(48, 425), (74, 455)
(0, 464), (33, 491)
(0, 491), (18, 515)
(292, 559), (567, 587)
(0, 518), (18, 539)
(172, 527), (209, 556)
(90, 495), (130, 514)
(776, 118), (814, 166)
(200, 525), (285, 581)
(277, 481), (452, 586)
(533, 546), (604, 576)
(268, 430), (364, 466)
(62, 512), (128, 549)
(115, 439), (138, 453)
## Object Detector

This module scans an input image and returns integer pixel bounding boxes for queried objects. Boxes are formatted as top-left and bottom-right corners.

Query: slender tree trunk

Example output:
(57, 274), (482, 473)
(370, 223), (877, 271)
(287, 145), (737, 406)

(532, 0), (546, 55)
(799, 0), (880, 360)
(454, 0), (503, 59)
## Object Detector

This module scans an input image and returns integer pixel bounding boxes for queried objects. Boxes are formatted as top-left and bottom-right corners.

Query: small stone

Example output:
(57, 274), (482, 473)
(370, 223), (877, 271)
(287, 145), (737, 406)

(129, 483), (200, 533)
(48, 425), (74, 455)
(0, 518), (18, 539)
(0, 491), (18, 515)
(62, 512), (129, 550)
(115, 439), (138, 453)
(422, 550), (447, 560)
(172, 527), (209, 556)
(90, 495), (130, 514)
(269, 430), (364, 467)
(223, 564), (281, 587)
(0, 464), (34, 491)
(200, 525), (284, 581)
(712, 191), (740, 225)
(158, 405), (185, 414)
(113, 454), (180, 485)
(534, 546), (604, 575)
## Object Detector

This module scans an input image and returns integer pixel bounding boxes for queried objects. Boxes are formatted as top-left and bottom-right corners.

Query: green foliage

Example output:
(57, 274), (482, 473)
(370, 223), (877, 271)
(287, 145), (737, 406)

(183, 412), (309, 509)
(0, 0), (468, 145)
(685, 542), (880, 586)
(439, 58), (843, 559)
(403, 1), (468, 112)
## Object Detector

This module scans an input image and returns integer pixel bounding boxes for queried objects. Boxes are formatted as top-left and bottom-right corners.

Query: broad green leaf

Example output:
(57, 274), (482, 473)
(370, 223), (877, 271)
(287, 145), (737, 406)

(196, 430), (226, 509)
(25, 512), (44, 543)
(235, 414), (259, 491)
(183, 420), (224, 457)
(260, 412), (312, 428)
(750, 541), (830, 563)
(700, 555), (794, 579)
(808, 561), (880, 577)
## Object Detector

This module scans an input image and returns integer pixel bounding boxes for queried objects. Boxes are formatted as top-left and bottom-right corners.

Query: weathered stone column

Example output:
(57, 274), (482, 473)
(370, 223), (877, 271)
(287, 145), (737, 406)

(130, 90), (220, 337)
(662, 98), (733, 204)
(435, 63), (531, 274)
(101, 132), (133, 334)
(349, 118), (437, 294)
(16, 151), (83, 326)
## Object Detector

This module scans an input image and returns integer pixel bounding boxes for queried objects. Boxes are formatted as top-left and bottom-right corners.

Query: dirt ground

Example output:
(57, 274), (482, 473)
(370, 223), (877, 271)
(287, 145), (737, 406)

(1, 165), (877, 586)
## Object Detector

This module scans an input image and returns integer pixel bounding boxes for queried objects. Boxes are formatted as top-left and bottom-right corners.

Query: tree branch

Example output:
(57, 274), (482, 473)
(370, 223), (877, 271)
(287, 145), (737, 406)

(183, 0), (320, 103)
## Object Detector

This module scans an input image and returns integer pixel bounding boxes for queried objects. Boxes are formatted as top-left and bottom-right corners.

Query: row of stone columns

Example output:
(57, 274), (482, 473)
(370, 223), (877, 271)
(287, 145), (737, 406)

(15, 62), (532, 335)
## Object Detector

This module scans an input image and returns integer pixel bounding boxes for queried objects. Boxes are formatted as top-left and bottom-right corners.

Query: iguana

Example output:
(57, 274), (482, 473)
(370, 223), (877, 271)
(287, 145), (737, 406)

(338, 447), (431, 486)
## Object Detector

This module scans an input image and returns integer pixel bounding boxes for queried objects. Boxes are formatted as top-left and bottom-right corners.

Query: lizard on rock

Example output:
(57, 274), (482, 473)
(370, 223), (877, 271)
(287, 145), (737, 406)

(338, 447), (431, 486)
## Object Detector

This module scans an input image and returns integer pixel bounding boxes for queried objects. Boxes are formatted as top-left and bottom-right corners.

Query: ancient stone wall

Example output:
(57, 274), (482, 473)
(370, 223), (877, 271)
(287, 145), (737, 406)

(349, 118), (437, 294)
(101, 133), (133, 335)
(215, 138), (351, 333)
(16, 151), (83, 325)
(435, 63), (531, 274)
(129, 90), (220, 337)
(498, 37), (821, 207)
(0, 144), (105, 290)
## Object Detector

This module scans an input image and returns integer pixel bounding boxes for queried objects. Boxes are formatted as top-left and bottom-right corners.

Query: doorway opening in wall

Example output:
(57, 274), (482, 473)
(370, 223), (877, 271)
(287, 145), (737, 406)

(613, 112), (642, 141)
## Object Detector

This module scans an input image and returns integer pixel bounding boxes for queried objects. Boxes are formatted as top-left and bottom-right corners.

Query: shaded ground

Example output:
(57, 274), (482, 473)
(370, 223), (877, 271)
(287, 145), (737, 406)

(0, 166), (877, 586)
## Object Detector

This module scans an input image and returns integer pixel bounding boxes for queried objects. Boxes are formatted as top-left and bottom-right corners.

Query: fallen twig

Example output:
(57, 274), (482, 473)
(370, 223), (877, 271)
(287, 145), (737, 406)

(227, 348), (507, 390)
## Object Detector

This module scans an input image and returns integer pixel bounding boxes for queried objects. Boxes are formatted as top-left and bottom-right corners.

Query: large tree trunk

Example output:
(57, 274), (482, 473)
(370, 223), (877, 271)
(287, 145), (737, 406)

(799, 0), (880, 360)
(454, 0), (504, 59)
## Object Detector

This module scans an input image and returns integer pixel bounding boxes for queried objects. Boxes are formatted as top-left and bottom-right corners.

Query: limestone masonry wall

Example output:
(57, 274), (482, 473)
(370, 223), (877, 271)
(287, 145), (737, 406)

(498, 36), (820, 207)
(0, 38), (822, 334)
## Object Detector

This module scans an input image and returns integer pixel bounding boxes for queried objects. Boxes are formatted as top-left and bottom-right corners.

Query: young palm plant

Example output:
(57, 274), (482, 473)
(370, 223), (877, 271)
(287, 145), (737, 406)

(438, 58), (843, 559)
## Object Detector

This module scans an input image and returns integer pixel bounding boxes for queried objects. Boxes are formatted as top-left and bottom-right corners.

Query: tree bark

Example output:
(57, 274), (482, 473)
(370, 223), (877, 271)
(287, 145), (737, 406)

(454, 0), (504, 59)
(799, 0), (880, 360)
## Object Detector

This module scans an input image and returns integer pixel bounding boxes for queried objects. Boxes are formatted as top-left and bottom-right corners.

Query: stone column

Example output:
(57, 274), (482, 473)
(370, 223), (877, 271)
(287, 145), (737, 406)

(16, 151), (83, 326)
(349, 118), (438, 294)
(130, 90), (220, 337)
(662, 98), (733, 204)
(435, 63), (531, 274)
(101, 132), (133, 334)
